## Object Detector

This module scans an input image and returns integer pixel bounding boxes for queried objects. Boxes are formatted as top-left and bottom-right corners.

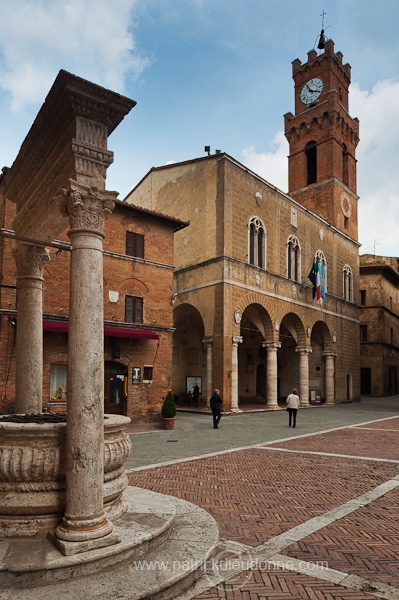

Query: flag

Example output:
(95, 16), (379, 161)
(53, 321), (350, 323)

(319, 261), (326, 300)
(308, 259), (321, 300)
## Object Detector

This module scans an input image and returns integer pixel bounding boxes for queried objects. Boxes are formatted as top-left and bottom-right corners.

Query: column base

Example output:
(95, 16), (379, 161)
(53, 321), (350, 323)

(300, 402), (312, 408)
(49, 528), (121, 556)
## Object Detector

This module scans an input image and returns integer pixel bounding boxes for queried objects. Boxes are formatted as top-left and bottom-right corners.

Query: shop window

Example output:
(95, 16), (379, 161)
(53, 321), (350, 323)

(126, 231), (144, 258)
(125, 295), (143, 323)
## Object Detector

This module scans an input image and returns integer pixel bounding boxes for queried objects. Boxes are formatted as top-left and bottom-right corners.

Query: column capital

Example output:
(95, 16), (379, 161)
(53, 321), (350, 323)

(295, 346), (313, 355)
(263, 341), (282, 351)
(60, 180), (117, 236)
(13, 243), (50, 280)
(202, 336), (214, 345)
(322, 351), (337, 358)
(232, 335), (243, 345)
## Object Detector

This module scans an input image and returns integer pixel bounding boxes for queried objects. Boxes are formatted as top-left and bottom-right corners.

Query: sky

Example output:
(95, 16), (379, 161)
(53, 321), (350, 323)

(1, 0), (399, 257)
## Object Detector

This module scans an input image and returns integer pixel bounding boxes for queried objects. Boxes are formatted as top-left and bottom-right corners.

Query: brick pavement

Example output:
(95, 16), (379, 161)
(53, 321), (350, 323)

(266, 422), (399, 461)
(128, 449), (398, 545)
(194, 568), (377, 600)
(128, 421), (399, 599)
(285, 487), (399, 587)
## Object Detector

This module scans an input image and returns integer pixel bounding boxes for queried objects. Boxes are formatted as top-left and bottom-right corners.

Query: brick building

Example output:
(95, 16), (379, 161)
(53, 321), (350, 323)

(126, 39), (361, 409)
(359, 254), (399, 396)
(0, 195), (187, 421)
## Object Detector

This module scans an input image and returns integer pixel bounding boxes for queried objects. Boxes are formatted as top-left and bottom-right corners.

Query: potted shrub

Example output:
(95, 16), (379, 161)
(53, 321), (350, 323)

(162, 391), (177, 430)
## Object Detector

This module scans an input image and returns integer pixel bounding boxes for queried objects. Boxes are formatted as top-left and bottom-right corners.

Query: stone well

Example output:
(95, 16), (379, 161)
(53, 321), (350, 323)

(0, 414), (131, 536)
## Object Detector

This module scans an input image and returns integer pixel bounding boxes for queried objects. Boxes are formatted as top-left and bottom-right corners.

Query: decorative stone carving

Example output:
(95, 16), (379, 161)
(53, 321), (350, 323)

(13, 244), (50, 279)
(0, 415), (131, 536)
(61, 181), (116, 234)
(234, 309), (242, 324)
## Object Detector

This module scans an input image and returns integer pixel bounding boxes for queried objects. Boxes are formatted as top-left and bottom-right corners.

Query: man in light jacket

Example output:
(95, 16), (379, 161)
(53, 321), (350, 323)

(286, 388), (300, 428)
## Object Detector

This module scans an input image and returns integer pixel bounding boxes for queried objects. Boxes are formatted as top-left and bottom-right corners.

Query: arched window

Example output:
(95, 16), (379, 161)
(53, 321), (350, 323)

(248, 217), (266, 268)
(343, 264), (352, 301)
(287, 236), (301, 282)
(315, 250), (327, 296)
(342, 143), (349, 187)
(305, 140), (317, 184)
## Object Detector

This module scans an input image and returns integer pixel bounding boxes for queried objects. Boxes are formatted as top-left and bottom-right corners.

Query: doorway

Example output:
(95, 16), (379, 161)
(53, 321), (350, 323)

(360, 367), (371, 395)
(104, 361), (128, 415)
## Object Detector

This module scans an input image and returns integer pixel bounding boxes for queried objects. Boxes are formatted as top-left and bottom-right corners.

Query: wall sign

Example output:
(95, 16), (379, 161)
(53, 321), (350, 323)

(132, 367), (141, 384)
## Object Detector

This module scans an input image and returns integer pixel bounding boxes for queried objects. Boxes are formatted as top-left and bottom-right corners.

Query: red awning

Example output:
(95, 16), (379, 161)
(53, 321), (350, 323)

(42, 321), (158, 339)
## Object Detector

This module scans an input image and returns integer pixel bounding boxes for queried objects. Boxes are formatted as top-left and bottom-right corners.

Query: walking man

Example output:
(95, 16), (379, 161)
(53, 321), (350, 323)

(286, 388), (300, 428)
(210, 389), (222, 429)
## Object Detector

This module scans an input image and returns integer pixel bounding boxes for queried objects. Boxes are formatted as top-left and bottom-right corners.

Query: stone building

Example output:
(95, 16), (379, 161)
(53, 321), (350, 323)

(0, 177), (187, 422)
(359, 254), (399, 396)
(126, 39), (361, 409)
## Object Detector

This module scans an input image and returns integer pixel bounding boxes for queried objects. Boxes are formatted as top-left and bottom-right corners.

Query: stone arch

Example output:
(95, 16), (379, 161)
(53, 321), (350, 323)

(172, 303), (206, 403)
(236, 292), (277, 341)
(278, 312), (306, 400)
(309, 320), (333, 402)
(238, 302), (274, 407)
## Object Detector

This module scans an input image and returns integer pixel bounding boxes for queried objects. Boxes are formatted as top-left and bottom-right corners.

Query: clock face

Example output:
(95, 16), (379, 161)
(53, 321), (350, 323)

(300, 77), (323, 105)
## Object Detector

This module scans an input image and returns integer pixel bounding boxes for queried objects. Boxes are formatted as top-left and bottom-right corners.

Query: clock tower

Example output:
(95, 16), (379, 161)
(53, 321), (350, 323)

(284, 39), (359, 239)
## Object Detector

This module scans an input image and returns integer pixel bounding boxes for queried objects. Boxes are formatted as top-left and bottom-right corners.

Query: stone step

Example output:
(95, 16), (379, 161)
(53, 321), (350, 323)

(0, 486), (219, 599)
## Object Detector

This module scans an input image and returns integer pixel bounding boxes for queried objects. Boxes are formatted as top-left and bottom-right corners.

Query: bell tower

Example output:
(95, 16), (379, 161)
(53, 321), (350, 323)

(284, 39), (359, 239)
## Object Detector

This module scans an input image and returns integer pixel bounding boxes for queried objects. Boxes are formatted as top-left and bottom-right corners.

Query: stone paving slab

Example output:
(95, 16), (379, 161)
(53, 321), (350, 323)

(128, 449), (399, 547)
(266, 426), (399, 460)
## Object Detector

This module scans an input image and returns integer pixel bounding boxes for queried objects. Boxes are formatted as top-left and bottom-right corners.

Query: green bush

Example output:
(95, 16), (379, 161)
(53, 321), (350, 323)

(162, 391), (176, 418)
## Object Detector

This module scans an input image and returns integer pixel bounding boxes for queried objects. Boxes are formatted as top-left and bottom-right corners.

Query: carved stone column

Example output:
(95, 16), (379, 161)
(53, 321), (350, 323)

(14, 243), (50, 414)
(295, 346), (312, 407)
(231, 336), (243, 411)
(54, 182), (118, 555)
(263, 341), (282, 409)
(323, 351), (336, 405)
(202, 336), (213, 403)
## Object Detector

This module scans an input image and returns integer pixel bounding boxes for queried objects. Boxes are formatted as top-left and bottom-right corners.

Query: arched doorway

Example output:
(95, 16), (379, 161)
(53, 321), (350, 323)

(239, 304), (273, 407)
(104, 361), (128, 415)
(310, 321), (332, 402)
(279, 313), (305, 401)
(173, 303), (205, 406)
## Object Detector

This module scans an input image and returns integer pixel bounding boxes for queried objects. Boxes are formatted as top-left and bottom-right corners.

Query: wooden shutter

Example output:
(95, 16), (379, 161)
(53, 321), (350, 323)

(125, 295), (143, 323)
(126, 232), (144, 258)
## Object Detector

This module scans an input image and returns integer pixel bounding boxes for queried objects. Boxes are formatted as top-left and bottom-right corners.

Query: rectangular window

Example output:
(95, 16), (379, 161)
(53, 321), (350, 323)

(125, 295), (143, 323)
(143, 366), (153, 381)
(126, 231), (144, 258)
(360, 290), (366, 305)
(50, 364), (68, 399)
(360, 324), (368, 342)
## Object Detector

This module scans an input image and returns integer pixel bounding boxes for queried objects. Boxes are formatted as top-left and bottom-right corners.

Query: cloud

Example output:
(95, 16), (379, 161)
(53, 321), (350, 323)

(0, 0), (149, 111)
(241, 80), (399, 258)
(241, 131), (288, 193)
(350, 80), (399, 256)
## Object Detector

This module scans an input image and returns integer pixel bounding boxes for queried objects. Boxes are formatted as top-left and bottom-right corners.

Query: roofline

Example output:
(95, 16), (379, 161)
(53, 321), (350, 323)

(360, 264), (399, 286)
(125, 152), (360, 247)
(114, 198), (189, 232)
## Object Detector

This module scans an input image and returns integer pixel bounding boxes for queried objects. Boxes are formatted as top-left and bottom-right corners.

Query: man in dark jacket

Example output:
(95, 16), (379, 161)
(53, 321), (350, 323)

(210, 389), (222, 429)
